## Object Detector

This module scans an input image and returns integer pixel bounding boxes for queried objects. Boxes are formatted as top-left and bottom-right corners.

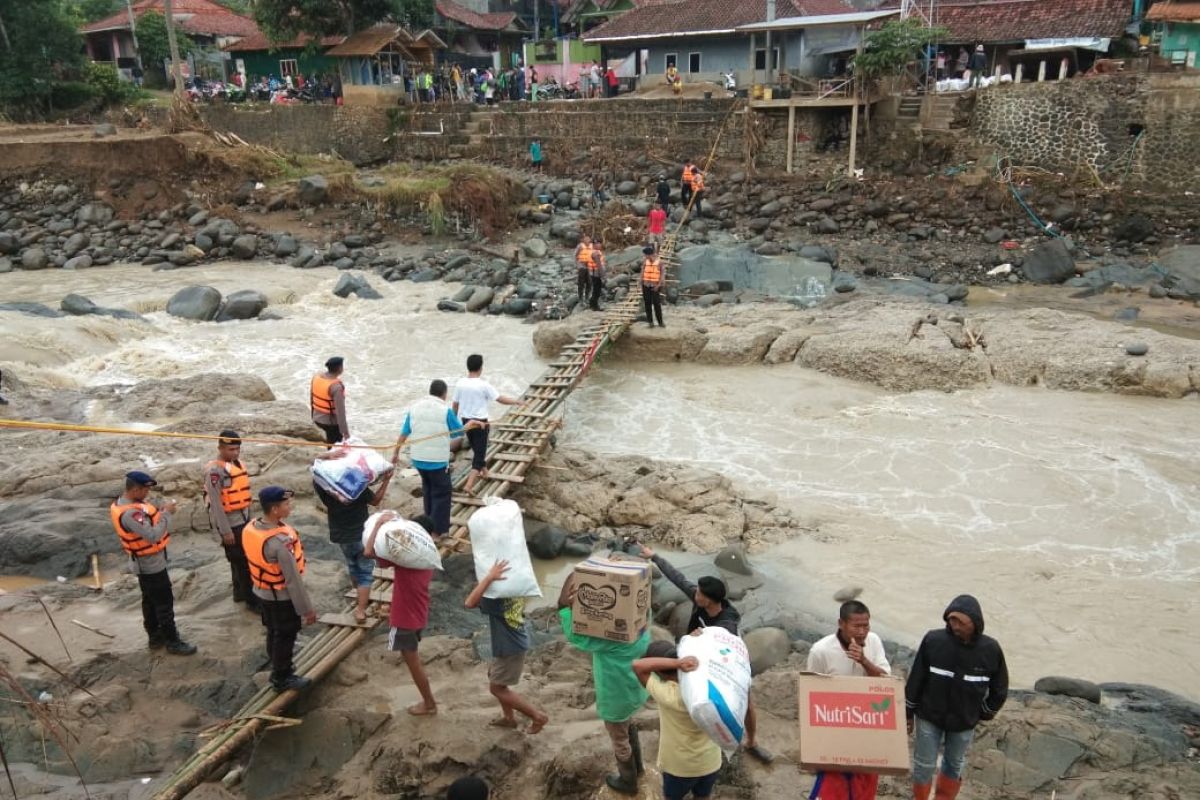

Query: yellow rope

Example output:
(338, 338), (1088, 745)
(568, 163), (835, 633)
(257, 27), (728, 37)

(0, 418), (456, 451)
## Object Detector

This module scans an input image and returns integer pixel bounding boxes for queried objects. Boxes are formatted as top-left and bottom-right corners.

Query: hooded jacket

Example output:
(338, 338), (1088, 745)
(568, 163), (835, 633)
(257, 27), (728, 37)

(904, 594), (1008, 732)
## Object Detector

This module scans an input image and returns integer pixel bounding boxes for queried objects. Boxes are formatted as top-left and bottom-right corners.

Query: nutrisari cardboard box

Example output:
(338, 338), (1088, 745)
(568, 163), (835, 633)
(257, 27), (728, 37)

(570, 557), (652, 643)
(797, 673), (910, 775)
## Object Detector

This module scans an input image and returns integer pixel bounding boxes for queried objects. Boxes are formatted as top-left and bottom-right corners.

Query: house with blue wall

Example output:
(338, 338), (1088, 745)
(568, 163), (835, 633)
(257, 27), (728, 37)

(1146, 1), (1200, 66)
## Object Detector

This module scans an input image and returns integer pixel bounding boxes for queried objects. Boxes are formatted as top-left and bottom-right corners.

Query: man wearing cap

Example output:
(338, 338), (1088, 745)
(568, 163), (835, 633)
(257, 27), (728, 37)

(242, 486), (317, 692)
(393, 379), (480, 537)
(203, 431), (257, 611)
(311, 357), (349, 444)
(110, 471), (197, 655)
(640, 245), (665, 328)
(639, 545), (772, 763)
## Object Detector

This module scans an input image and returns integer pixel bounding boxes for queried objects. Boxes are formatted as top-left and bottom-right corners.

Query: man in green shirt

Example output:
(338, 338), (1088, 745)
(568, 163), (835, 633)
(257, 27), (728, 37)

(558, 575), (650, 795)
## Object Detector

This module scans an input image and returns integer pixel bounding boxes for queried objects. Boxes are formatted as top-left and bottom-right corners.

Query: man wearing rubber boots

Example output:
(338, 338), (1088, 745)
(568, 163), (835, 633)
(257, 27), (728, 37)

(111, 470), (197, 656)
(203, 430), (258, 612)
(242, 486), (317, 692)
(906, 595), (1008, 800)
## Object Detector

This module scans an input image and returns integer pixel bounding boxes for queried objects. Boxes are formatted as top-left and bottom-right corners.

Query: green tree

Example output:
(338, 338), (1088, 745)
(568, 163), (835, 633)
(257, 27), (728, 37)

(71, 0), (121, 23)
(852, 18), (949, 80)
(252, 0), (432, 39)
(135, 10), (195, 82)
(0, 0), (86, 114)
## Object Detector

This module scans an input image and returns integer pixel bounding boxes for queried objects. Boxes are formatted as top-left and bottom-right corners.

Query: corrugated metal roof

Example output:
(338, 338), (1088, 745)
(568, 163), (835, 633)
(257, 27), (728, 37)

(740, 9), (900, 31)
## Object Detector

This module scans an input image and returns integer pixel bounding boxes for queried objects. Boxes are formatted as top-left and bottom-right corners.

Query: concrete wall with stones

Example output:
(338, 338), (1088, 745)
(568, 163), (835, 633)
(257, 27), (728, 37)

(971, 74), (1200, 189)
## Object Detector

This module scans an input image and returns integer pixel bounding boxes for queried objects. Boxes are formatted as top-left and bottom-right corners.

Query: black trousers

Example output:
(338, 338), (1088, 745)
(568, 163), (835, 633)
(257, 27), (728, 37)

(657, 194), (669, 216)
(419, 466), (453, 535)
(316, 422), (341, 444)
(577, 266), (589, 301)
(589, 273), (604, 310)
(260, 598), (302, 683)
(221, 522), (257, 607)
(642, 285), (664, 326)
(137, 568), (178, 642)
(681, 184), (693, 208)
(462, 419), (489, 470)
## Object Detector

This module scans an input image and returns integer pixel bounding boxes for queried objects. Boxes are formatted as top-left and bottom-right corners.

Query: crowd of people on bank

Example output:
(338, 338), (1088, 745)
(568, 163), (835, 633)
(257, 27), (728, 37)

(108, 325), (1008, 800)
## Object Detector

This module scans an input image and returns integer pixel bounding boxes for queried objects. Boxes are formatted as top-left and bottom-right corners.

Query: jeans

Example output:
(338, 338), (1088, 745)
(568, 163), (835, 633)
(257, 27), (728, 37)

(222, 522), (257, 606)
(338, 540), (375, 588)
(260, 598), (302, 685)
(137, 569), (178, 642)
(418, 466), (453, 535)
(912, 717), (975, 784)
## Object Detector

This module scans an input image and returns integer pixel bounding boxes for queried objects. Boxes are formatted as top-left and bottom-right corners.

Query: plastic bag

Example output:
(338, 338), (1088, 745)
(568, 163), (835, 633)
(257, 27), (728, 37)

(363, 512), (442, 571)
(467, 498), (541, 599)
(311, 437), (393, 502)
(677, 626), (752, 752)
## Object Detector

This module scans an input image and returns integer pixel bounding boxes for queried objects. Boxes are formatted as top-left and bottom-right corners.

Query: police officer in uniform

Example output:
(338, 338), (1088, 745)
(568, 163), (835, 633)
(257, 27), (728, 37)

(242, 486), (316, 692)
(203, 430), (257, 611)
(640, 245), (665, 328)
(110, 470), (197, 655)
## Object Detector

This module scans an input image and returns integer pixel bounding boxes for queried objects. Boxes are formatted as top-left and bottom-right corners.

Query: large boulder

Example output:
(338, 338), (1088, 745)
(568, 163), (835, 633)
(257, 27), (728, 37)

(60, 294), (99, 316)
(743, 627), (791, 676)
(19, 248), (49, 270)
(215, 290), (268, 322)
(166, 286), (222, 321)
(522, 237), (548, 258)
(1022, 240), (1076, 284)
(230, 234), (259, 259)
(75, 203), (114, 227)
(63, 232), (90, 257)
(465, 286), (494, 312)
(527, 525), (568, 560)
(333, 273), (382, 300)
(298, 175), (329, 205)
(676, 245), (830, 301)
(1034, 676), (1102, 704)
(1158, 245), (1200, 283)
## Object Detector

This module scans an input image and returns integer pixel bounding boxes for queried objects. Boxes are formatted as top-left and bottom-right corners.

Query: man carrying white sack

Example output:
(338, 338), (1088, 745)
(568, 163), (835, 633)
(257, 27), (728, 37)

(633, 640), (723, 800)
(805, 600), (892, 800)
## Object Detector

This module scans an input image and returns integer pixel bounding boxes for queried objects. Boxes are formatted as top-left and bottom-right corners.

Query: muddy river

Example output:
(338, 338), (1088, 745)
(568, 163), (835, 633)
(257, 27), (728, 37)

(2, 263), (1197, 698)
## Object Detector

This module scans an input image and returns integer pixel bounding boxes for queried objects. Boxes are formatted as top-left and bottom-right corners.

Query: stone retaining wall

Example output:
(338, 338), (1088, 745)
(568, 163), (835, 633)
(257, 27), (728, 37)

(971, 74), (1200, 189)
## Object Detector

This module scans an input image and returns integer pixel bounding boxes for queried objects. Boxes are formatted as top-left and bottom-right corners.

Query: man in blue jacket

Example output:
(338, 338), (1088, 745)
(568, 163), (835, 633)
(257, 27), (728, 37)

(905, 595), (1008, 800)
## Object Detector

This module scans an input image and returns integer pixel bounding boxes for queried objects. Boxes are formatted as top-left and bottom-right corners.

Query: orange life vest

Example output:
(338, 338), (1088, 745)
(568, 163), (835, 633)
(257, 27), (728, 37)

(205, 459), (251, 514)
(588, 247), (604, 273)
(692, 172), (705, 192)
(310, 374), (342, 417)
(642, 256), (663, 284)
(682, 164), (695, 187)
(110, 499), (169, 557)
(576, 243), (594, 266)
(242, 519), (306, 592)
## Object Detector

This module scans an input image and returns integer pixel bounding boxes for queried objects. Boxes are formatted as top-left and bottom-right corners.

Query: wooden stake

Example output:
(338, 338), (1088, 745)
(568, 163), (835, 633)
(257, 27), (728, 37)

(69, 620), (115, 639)
(90, 554), (102, 591)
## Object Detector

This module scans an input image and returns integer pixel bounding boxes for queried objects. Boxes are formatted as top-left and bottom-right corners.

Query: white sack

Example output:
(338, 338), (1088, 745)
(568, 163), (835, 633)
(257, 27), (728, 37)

(677, 626), (752, 752)
(467, 498), (541, 599)
(363, 512), (443, 571)
(311, 437), (393, 502)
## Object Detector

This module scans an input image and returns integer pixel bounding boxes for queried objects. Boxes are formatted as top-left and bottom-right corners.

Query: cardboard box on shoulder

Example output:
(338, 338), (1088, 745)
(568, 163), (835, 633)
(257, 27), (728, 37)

(797, 673), (910, 776)
(570, 556), (651, 644)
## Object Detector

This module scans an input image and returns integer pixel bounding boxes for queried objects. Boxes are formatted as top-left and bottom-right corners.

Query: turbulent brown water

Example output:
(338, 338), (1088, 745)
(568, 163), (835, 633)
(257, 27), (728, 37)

(2, 263), (1197, 698)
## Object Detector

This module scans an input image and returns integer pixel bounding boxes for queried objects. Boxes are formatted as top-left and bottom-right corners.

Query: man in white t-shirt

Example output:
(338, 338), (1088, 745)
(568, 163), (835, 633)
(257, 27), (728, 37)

(806, 600), (891, 800)
(452, 354), (520, 495)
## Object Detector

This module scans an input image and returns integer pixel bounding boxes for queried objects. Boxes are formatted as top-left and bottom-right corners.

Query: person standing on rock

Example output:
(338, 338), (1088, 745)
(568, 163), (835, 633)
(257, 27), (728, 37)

(647, 202), (667, 246)
(968, 45), (988, 89)
(906, 594), (1008, 800)
(313, 455), (396, 624)
(588, 242), (607, 311)
(111, 470), (197, 656)
(203, 430), (258, 613)
(638, 545), (773, 763)
(243, 486), (316, 692)
(365, 511), (440, 716)
(311, 356), (349, 444)
(558, 574), (650, 795)
(690, 170), (706, 217)
(530, 137), (543, 172)
(656, 174), (671, 216)
(393, 379), (479, 536)
(464, 559), (549, 733)
(453, 354), (521, 496)
(633, 640), (723, 800)
(805, 600), (892, 800)
(680, 160), (696, 209)
(574, 235), (596, 306)
(641, 245), (666, 328)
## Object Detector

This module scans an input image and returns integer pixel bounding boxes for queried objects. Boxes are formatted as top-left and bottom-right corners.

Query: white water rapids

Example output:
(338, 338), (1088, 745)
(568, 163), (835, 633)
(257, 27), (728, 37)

(2, 262), (1197, 698)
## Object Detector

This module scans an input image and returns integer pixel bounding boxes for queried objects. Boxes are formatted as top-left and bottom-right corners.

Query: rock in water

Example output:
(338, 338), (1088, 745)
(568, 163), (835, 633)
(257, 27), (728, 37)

(19, 248), (49, 270)
(1034, 676), (1102, 704)
(166, 286), (222, 321)
(743, 627), (791, 676)
(231, 235), (258, 259)
(527, 526), (568, 560)
(465, 286), (494, 312)
(437, 299), (466, 313)
(297, 175), (329, 206)
(333, 273), (382, 300)
(216, 290), (268, 322)
(61, 294), (99, 316)
(1023, 240), (1076, 284)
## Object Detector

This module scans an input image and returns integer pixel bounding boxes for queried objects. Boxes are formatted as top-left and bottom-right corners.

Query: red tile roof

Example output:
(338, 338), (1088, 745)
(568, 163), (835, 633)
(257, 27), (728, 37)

(82, 0), (258, 37)
(586, 0), (852, 41)
(435, 0), (519, 32)
(224, 32), (344, 53)
(930, 0), (1131, 43)
(1146, 2), (1200, 22)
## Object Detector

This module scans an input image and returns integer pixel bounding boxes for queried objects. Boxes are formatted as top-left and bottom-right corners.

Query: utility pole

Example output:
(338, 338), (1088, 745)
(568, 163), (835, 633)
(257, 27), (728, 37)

(163, 0), (186, 98)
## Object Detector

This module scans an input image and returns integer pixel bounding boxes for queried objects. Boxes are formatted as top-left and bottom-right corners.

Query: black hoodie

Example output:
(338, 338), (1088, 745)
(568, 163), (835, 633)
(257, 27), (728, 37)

(904, 594), (1008, 732)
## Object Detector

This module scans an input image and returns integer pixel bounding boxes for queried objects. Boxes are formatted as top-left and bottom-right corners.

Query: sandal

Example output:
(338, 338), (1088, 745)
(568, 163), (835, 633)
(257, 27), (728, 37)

(746, 744), (775, 764)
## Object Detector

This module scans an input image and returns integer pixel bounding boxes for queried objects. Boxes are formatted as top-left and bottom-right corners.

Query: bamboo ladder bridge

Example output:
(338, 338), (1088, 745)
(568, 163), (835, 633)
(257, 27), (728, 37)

(150, 104), (738, 800)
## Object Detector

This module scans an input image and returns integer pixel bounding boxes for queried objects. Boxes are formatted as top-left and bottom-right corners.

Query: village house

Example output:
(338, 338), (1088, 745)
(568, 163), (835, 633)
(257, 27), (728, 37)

(326, 25), (446, 106)
(1145, 1), (1200, 66)
(433, 0), (527, 71)
(80, 0), (258, 82)
(223, 33), (345, 86)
